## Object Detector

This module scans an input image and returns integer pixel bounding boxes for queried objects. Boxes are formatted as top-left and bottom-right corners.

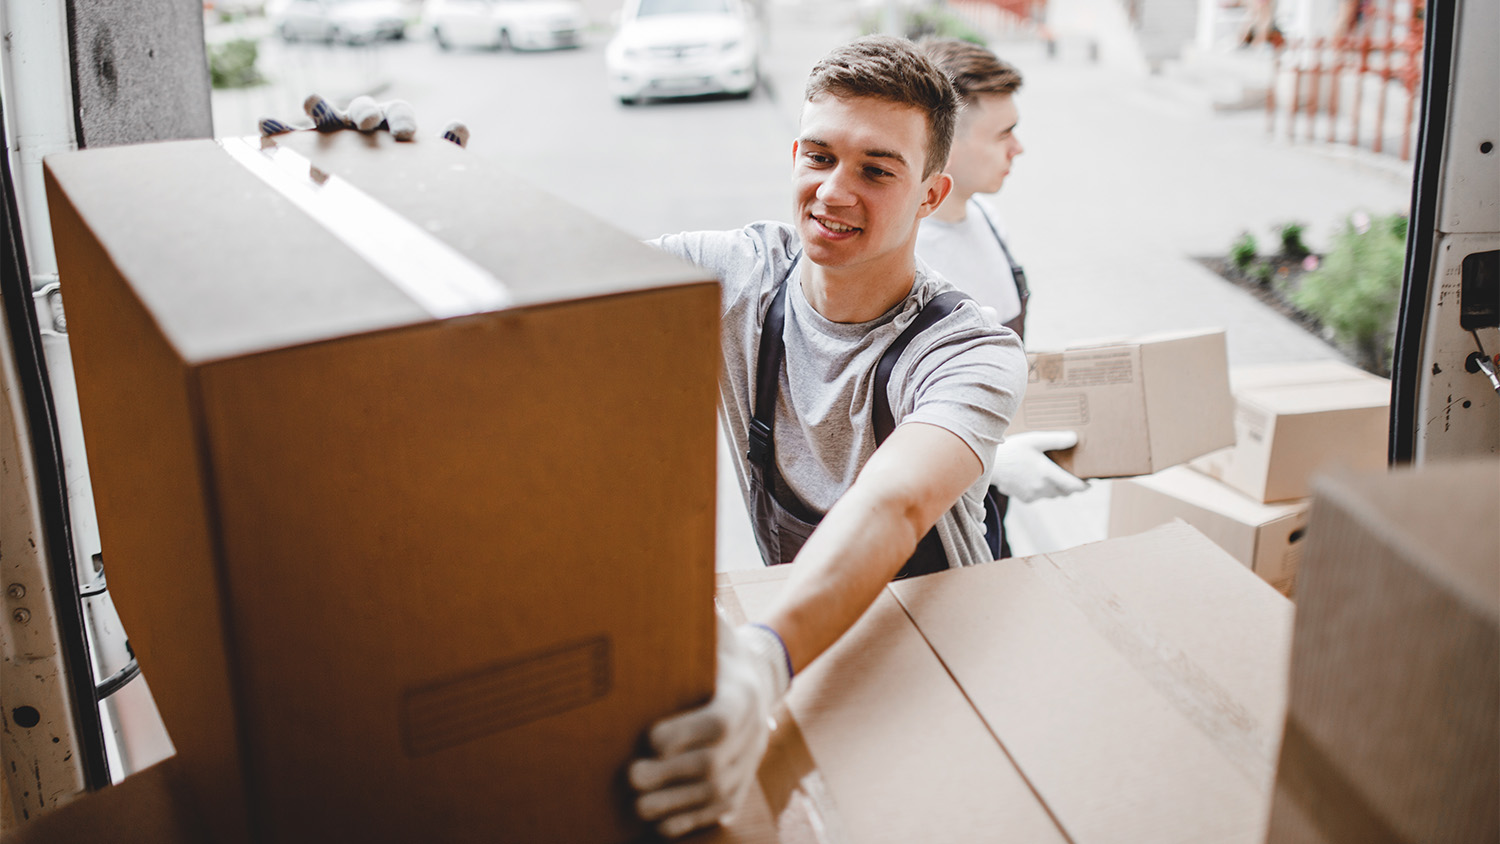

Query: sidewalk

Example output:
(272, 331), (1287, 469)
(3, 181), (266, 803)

(716, 1), (1413, 566)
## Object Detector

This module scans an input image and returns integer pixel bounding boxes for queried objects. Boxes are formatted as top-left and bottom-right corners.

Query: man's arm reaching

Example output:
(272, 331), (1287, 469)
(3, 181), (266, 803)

(764, 421), (983, 672)
(629, 421), (984, 837)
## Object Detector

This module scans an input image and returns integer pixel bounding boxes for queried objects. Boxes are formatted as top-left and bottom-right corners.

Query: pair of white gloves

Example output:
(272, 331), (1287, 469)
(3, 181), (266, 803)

(631, 435), (1084, 839)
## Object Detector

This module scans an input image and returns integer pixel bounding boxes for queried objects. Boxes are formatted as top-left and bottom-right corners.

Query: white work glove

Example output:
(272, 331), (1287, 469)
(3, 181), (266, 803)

(258, 94), (470, 147)
(990, 430), (1089, 502)
(628, 615), (792, 839)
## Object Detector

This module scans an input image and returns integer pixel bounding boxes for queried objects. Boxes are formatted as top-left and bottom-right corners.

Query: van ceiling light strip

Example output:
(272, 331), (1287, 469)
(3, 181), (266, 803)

(218, 136), (513, 319)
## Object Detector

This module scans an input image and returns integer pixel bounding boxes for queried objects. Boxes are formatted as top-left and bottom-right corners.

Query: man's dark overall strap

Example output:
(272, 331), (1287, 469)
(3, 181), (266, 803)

(747, 279), (790, 470)
(872, 290), (972, 443)
(973, 202), (1029, 303)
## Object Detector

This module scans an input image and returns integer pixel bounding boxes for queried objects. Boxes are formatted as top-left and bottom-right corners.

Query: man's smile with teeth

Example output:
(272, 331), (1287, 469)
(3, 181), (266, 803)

(815, 215), (860, 233)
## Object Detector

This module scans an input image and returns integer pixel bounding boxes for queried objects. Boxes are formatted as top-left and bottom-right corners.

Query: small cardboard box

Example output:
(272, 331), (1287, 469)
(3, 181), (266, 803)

(1266, 459), (1499, 844)
(1190, 360), (1390, 502)
(46, 132), (720, 844)
(1109, 466), (1310, 595)
(1006, 329), (1235, 478)
(717, 520), (1292, 842)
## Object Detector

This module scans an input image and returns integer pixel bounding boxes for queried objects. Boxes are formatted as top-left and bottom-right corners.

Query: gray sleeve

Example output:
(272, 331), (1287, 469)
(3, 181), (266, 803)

(647, 223), (797, 319)
(893, 308), (1027, 477)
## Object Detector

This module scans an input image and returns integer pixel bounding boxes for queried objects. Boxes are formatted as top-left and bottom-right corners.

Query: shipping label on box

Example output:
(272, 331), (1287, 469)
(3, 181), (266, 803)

(1110, 466), (1310, 595)
(1008, 329), (1235, 478)
(1191, 360), (1390, 502)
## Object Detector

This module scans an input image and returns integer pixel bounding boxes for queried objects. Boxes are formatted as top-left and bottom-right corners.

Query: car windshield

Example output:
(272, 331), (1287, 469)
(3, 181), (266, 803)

(636, 0), (731, 16)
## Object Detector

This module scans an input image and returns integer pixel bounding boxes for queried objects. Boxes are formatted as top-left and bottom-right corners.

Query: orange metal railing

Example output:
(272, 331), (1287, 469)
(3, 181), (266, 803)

(1268, 0), (1424, 160)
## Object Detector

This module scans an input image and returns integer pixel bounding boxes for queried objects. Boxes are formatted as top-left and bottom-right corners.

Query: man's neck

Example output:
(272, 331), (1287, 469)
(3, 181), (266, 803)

(931, 189), (973, 224)
(801, 255), (919, 324)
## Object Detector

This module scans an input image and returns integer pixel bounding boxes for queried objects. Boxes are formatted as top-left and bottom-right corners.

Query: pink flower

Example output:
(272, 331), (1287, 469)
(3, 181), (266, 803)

(1352, 212), (1371, 234)
(1302, 255), (1320, 271)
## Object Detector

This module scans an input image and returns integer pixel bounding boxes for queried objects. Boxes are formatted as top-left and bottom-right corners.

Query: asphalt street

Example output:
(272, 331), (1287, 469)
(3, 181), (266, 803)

(210, 2), (1413, 564)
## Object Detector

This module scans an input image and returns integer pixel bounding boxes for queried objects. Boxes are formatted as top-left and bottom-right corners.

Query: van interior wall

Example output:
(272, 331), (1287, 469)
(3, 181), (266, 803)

(66, 0), (213, 148)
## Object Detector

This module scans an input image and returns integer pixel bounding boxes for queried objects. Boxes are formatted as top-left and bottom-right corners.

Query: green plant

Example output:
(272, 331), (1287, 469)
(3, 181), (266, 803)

(859, 3), (986, 43)
(1250, 259), (1275, 287)
(1229, 231), (1258, 271)
(208, 38), (266, 90)
(1276, 221), (1309, 259)
(1291, 211), (1407, 375)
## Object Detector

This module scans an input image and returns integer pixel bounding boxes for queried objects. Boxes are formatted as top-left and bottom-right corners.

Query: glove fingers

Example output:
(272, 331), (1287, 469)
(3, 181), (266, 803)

(1014, 429), (1079, 452)
(647, 706), (726, 757)
(441, 121), (470, 148)
(635, 778), (718, 823)
(627, 748), (711, 792)
(303, 94), (349, 132)
(347, 95), (384, 132)
(657, 801), (733, 840)
(383, 100), (417, 141)
(258, 116), (305, 136)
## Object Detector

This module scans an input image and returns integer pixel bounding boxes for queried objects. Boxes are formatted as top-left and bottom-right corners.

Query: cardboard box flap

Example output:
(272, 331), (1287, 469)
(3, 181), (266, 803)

(43, 133), (713, 365)
(1058, 327), (1225, 352)
(716, 570), (1069, 844)
(890, 523), (1289, 843)
(1133, 466), (1310, 525)
(1140, 331), (1235, 468)
(1240, 378), (1391, 415)
(1229, 360), (1389, 391)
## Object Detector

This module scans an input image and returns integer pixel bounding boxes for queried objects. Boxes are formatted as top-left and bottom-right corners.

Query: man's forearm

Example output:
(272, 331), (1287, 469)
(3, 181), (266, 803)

(761, 422), (984, 674)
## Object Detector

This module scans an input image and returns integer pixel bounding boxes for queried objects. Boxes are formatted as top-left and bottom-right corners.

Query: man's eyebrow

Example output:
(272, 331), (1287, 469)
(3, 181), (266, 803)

(798, 137), (909, 166)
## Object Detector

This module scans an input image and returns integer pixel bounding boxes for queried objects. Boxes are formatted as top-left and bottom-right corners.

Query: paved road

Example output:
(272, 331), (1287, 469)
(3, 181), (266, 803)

(211, 7), (1414, 564)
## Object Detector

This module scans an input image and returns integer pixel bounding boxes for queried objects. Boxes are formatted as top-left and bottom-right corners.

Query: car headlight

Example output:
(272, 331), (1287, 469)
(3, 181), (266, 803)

(623, 46), (642, 60)
(721, 38), (741, 52)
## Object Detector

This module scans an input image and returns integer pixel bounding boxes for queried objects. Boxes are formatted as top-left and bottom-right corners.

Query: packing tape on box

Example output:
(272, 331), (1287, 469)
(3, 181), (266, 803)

(218, 136), (513, 319)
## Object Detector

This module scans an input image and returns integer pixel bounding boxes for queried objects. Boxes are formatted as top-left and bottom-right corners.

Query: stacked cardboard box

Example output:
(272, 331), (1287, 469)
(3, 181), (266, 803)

(1191, 360), (1390, 502)
(716, 522), (1293, 842)
(1110, 466), (1309, 594)
(17, 524), (1291, 842)
(1005, 329), (1236, 478)
(1266, 460), (1499, 843)
(1110, 361), (1391, 595)
(47, 132), (720, 843)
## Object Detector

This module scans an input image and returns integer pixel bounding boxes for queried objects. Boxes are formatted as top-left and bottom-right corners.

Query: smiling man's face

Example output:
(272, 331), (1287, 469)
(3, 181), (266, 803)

(793, 94), (950, 281)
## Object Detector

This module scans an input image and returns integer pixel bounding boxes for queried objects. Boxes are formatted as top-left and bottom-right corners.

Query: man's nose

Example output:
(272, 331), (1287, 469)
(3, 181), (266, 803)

(815, 164), (856, 205)
(1010, 136), (1025, 158)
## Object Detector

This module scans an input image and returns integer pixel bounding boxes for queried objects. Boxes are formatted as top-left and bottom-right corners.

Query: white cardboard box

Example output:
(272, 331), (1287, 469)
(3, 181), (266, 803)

(1191, 360), (1390, 502)
(1109, 466), (1310, 595)
(1007, 329), (1235, 478)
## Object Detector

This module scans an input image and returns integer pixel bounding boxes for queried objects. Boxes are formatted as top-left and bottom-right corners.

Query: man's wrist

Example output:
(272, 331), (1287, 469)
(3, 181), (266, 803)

(741, 623), (793, 697)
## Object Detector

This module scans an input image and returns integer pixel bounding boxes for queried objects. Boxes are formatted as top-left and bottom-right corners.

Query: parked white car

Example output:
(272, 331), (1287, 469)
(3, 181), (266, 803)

(272, 0), (409, 44)
(425, 0), (586, 50)
(604, 0), (760, 105)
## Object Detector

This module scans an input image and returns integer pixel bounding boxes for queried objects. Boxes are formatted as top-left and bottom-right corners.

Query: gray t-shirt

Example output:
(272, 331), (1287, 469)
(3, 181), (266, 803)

(917, 198), (1024, 323)
(651, 221), (1026, 569)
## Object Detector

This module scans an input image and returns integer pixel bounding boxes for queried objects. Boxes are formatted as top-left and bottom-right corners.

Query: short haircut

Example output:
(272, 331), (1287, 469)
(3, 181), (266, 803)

(918, 37), (1025, 105)
(804, 35), (959, 179)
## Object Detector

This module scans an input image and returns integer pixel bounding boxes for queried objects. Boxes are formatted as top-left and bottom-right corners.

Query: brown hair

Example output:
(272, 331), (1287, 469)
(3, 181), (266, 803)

(918, 38), (1024, 104)
(804, 35), (958, 179)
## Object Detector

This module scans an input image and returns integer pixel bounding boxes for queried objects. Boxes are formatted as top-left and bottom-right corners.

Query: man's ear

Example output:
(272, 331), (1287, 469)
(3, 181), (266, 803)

(791, 139), (800, 163)
(917, 172), (954, 219)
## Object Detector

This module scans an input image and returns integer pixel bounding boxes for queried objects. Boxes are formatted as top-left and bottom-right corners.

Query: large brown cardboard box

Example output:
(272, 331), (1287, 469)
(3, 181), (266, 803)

(45, 132), (719, 843)
(1266, 460), (1500, 844)
(1006, 329), (1235, 478)
(1109, 466), (1310, 594)
(717, 521), (1293, 843)
(1190, 360), (1390, 502)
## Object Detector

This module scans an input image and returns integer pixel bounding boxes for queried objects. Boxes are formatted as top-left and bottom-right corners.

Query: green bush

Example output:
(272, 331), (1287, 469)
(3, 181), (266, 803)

(1291, 211), (1407, 375)
(1229, 231), (1258, 271)
(859, 2), (987, 43)
(1250, 259), (1275, 287)
(208, 38), (266, 89)
(1276, 221), (1309, 258)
